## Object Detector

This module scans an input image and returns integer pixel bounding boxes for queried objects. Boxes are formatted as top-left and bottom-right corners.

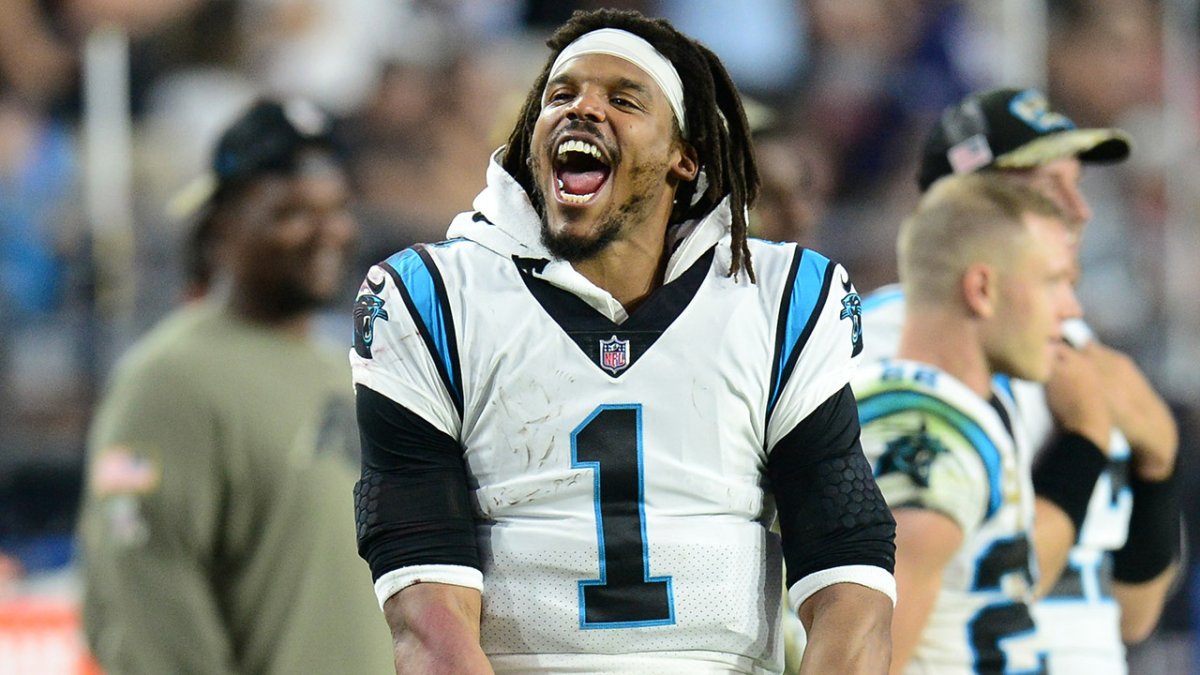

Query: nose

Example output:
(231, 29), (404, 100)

(565, 89), (606, 123)
(1060, 284), (1085, 322)
(320, 207), (358, 246)
(1060, 183), (1092, 226)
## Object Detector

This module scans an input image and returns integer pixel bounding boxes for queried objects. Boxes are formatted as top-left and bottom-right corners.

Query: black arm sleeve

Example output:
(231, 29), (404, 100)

(1112, 467), (1182, 583)
(353, 384), (480, 581)
(1031, 431), (1108, 535)
(768, 384), (896, 588)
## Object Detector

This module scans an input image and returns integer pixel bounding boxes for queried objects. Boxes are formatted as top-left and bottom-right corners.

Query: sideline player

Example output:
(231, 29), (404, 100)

(351, 9), (896, 674)
(858, 173), (1083, 672)
(861, 88), (1180, 673)
(78, 100), (393, 674)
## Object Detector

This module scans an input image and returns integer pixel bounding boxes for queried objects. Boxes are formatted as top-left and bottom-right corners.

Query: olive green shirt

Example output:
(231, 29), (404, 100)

(79, 301), (392, 674)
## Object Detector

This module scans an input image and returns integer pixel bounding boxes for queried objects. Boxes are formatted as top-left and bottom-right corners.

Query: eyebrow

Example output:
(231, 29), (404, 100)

(613, 77), (653, 98)
(544, 72), (656, 100)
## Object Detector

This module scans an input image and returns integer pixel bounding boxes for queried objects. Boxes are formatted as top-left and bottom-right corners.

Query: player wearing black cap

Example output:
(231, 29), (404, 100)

(861, 87), (1179, 675)
(78, 99), (394, 674)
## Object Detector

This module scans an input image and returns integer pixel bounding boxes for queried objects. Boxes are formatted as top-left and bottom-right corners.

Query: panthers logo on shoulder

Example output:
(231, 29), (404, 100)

(877, 428), (947, 488)
(353, 288), (389, 358)
(839, 277), (863, 357)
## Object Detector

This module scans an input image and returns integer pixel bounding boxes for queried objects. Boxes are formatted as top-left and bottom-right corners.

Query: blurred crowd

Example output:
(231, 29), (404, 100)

(0, 0), (1197, 669)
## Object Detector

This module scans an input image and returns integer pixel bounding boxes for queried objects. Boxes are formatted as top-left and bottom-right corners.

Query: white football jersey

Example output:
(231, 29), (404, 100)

(1009, 377), (1131, 674)
(855, 359), (1043, 674)
(861, 286), (1133, 673)
(351, 155), (892, 674)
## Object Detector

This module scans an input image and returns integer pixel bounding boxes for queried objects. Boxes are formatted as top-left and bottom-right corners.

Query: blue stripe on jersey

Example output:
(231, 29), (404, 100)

(384, 247), (462, 410)
(991, 373), (1015, 403)
(861, 285), (903, 314)
(768, 249), (832, 417)
(859, 390), (1004, 518)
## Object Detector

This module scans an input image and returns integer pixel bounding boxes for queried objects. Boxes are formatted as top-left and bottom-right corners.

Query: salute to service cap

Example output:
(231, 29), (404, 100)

(169, 98), (336, 218)
(917, 87), (1131, 191)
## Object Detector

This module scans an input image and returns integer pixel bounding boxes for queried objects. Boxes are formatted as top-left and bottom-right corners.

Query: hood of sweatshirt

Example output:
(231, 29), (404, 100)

(447, 148), (732, 324)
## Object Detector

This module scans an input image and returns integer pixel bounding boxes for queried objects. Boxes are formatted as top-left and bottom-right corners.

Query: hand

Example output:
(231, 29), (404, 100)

(1083, 341), (1177, 480)
(1045, 346), (1111, 453)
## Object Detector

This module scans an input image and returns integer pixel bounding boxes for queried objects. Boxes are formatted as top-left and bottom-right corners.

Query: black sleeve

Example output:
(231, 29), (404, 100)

(353, 384), (480, 581)
(1113, 467), (1182, 583)
(1031, 432), (1108, 535)
(768, 384), (896, 588)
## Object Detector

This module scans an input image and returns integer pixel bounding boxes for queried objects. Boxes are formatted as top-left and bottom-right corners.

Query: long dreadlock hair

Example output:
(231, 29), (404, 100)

(501, 9), (761, 281)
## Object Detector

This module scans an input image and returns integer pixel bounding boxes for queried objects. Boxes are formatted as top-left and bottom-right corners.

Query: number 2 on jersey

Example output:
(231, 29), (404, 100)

(572, 405), (675, 628)
(970, 535), (1046, 673)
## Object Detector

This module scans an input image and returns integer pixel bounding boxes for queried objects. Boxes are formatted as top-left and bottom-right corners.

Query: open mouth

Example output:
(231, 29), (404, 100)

(553, 138), (611, 205)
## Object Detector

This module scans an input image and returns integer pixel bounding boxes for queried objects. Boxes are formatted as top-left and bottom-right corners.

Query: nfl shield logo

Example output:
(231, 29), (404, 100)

(599, 335), (631, 374)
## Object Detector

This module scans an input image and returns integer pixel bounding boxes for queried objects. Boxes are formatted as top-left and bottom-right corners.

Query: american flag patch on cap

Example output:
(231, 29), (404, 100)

(948, 134), (994, 174)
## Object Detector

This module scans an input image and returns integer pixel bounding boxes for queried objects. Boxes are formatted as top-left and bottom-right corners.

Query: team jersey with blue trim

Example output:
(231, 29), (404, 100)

(862, 285), (1133, 673)
(349, 155), (891, 674)
(854, 359), (1043, 674)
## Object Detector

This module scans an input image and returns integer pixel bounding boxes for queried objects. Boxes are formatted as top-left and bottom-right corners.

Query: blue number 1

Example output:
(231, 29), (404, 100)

(571, 404), (675, 628)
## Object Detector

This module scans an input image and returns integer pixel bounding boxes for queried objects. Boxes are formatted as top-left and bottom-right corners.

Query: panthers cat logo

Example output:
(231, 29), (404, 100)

(840, 290), (863, 357)
(353, 293), (389, 358)
(877, 429), (946, 488)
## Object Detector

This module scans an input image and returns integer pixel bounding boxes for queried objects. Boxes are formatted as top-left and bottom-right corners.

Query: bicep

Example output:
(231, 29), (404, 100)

(354, 384), (480, 592)
(769, 385), (896, 601)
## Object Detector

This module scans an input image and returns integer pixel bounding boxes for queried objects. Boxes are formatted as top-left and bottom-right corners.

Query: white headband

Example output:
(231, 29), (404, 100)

(546, 28), (687, 137)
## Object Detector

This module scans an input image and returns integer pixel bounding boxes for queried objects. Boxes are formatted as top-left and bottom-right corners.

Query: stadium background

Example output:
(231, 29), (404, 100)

(0, 0), (1197, 672)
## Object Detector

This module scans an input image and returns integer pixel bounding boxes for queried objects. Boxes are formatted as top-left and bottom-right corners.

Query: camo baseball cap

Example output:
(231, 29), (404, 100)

(917, 87), (1131, 191)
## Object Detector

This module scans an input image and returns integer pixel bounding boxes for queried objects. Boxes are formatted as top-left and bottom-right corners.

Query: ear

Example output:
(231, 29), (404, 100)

(670, 142), (700, 182)
(961, 262), (997, 318)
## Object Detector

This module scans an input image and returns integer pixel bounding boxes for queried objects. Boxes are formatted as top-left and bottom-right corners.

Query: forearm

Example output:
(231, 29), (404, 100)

(1031, 498), (1075, 596)
(1113, 563), (1179, 644)
(1088, 343), (1177, 480)
(1109, 466), (1182, 641)
(797, 583), (892, 674)
(384, 582), (493, 675)
(1124, 394), (1177, 481)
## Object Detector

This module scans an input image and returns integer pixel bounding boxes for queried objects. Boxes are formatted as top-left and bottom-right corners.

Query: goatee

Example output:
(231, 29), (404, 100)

(540, 216), (621, 262)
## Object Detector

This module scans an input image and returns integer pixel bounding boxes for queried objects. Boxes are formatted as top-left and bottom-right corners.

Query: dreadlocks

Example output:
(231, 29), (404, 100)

(501, 9), (761, 281)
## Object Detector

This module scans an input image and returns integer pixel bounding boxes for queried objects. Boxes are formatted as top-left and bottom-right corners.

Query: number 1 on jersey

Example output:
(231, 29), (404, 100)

(572, 404), (675, 628)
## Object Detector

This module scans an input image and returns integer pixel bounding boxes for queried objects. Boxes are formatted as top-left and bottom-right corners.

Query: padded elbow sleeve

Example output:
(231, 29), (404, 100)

(354, 384), (480, 580)
(769, 384), (896, 587)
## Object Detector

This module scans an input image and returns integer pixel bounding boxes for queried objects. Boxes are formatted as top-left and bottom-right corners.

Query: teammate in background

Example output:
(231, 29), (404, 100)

(351, 9), (896, 674)
(857, 174), (1084, 672)
(861, 88), (1180, 673)
(78, 100), (394, 674)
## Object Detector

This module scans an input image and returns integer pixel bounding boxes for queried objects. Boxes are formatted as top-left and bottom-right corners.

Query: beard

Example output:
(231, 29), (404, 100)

(530, 151), (666, 263)
(540, 215), (622, 262)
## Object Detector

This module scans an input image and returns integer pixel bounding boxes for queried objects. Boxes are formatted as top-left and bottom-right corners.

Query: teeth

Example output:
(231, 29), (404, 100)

(556, 178), (595, 203)
(556, 139), (604, 162)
